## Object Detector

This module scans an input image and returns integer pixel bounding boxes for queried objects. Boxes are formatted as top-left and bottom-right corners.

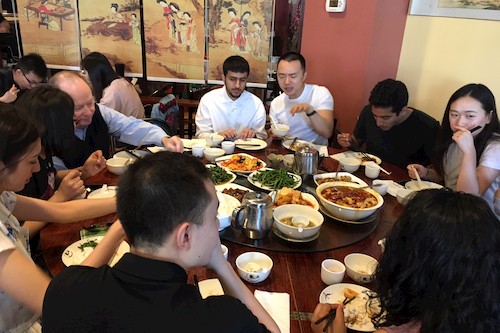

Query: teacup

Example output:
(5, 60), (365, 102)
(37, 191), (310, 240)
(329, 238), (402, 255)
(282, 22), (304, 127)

(221, 141), (235, 154)
(365, 163), (380, 179)
(321, 259), (345, 285)
(192, 144), (205, 158)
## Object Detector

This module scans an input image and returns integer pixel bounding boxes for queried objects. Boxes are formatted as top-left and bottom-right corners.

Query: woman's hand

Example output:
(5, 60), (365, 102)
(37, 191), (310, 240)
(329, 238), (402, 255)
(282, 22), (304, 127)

(452, 126), (475, 155)
(311, 303), (346, 333)
(55, 170), (85, 200)
(81, 150), (106, 179)
(407, 164), (427, 179)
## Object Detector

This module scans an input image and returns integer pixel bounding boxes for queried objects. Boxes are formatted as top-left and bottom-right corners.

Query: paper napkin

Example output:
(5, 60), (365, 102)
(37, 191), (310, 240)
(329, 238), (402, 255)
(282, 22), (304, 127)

(254, 290), (290, 333)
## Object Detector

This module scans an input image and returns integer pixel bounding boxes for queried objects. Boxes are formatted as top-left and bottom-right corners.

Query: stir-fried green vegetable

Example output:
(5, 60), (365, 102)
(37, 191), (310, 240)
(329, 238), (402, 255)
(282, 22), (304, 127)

(251, 168), (299, 189)
(209, 165), (233, 185)
(78, 239), (99, 252)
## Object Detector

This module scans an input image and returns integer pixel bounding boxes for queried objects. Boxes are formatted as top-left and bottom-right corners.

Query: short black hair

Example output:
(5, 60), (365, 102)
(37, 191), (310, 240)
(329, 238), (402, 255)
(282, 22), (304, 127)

(16, 85), (75, 159)
(223, 55), (249, 76)
(16, 53), (48, 81)
(117, 152), (211, 249)
(369, 79), (408, 115)
(278, 51), (306, 72)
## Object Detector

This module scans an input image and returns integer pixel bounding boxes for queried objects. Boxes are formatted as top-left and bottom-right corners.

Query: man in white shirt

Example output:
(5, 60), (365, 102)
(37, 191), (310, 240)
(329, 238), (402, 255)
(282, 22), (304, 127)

(195, 56), (267, 140)
(270, 52), (334, 145)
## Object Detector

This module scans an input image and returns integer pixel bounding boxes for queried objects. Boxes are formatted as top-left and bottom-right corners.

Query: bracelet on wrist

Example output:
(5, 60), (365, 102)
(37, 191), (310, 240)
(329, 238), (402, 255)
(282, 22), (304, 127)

(306, 110), (317, 117)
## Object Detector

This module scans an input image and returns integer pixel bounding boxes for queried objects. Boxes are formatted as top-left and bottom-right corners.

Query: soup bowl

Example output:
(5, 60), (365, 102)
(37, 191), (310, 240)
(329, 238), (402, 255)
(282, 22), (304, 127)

(316, 181), (383, 221)
(273, 204), (324, 239)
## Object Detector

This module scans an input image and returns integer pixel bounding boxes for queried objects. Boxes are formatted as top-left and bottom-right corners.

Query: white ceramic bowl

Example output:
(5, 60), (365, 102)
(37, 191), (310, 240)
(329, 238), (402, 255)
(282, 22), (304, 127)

(236, 252), (273, 283)
(273, 204), (324, 239)
(204, 148), (225, 162)
(344, 253), (378, 284)
(396, 188), (415, 206)
(338, 157), (361, 172)
(221, 244), (228, 260)
(316, 181), (383, 221)
(106, 157), (130, 175)
(283, 154), (294, 168)
(372, 180), (388, 196)
(211, 134), (225, 146)
(271, 124), (290, 137)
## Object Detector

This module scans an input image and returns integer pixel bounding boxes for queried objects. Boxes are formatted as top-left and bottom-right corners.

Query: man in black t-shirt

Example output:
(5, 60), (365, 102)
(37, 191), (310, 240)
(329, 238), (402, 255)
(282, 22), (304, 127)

(337, 78), (440, 168)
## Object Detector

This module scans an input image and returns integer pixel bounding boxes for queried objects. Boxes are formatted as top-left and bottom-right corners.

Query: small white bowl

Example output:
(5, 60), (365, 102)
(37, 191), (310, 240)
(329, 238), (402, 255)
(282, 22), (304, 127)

(344, 253), (378, 284)
(283, 154), (294, 168)
(372, 180), (388, 196)
(221, 244), (228, 260)
(338, 157), (361, 173)
(271, 124), (290, 137)
(204, 148), (225, 162)
(396, 188), (415, 206)
(273, 204), (324, 239)
(236, 252), (273, 283)
(106, 157), (130, 175)
(211, 134), (225, 146)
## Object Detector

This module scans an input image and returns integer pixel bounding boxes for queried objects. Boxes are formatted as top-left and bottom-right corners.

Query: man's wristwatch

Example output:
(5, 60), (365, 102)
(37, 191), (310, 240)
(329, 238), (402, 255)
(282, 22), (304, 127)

(306, 110), (317, 117)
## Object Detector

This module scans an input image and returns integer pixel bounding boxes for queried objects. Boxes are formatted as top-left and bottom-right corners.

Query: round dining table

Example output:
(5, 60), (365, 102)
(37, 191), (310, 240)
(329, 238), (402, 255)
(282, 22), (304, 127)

(40, 138), (409, 333)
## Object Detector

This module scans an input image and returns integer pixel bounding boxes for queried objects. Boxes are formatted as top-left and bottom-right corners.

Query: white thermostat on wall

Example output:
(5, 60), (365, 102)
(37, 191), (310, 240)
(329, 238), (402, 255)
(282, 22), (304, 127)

(325, 0), (346, 12)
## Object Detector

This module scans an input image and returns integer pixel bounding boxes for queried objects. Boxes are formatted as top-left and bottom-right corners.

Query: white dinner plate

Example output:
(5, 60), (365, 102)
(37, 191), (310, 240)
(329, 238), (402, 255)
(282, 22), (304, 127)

(198, 278), (224, 299)
(206, 164), (236, 186)
(248, 168), (302, 191)
(113, 150), (148, 159)
(313, 172), (368, 187)
(353, 152), (382, 165)
(282, 139), (314, 151)
(62, 236), (130, 267)
(234, 138), (268, 150)
(181, 138), (206, 150)
(215, 153), (266, 174)
(405, 180), (443, 191)
(87, 186), (117, 199)
(217, 192), (241, 231)
(319, 283), (378, 332)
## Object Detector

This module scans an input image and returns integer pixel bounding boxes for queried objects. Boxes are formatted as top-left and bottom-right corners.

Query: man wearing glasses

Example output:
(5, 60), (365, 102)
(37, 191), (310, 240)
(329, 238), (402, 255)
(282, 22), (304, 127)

(0, 53), (47, 103)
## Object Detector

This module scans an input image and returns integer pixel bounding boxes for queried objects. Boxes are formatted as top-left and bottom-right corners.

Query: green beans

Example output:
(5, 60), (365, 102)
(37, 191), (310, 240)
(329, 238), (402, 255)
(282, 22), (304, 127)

(209, 165), (233, 185)
(251, 168), (299, 190)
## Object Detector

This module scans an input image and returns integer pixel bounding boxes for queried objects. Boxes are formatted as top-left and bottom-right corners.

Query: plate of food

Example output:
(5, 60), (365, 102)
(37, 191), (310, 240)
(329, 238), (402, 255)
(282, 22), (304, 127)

(216, 183), (254, 202)
(233, 138), (268, 150)
(319, 283), (379, 332)
(313, 172), (368, 187)
(405, 180), (443, 191)
(207, 164), (236, 186)
(217, 192), (241, 231)
(353, 152), (382, 165)
(272, 187), (319, 210)
(282, 138), (314, 151)
(87, 185), (117, 199)
(215, 153), (266, 174)
(62, 236), (130, 267)
(248, 168), (302, 191)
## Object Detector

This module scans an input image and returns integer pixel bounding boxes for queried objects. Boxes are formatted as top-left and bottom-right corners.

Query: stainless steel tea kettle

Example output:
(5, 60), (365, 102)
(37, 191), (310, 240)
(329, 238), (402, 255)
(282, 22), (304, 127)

(293, 145), (319, 175)
(231, 192), (273, 239)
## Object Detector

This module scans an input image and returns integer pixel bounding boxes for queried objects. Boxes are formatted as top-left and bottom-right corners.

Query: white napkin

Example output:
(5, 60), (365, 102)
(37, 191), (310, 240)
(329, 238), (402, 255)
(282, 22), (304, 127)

(377, 180), (406, 197)
(254, 290), (290, 333)
(318, 145), (329, 157)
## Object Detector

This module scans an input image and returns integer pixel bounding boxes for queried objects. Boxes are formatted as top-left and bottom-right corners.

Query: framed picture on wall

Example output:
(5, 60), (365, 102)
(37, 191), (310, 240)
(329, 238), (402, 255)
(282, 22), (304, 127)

(410, 0), (500, 21)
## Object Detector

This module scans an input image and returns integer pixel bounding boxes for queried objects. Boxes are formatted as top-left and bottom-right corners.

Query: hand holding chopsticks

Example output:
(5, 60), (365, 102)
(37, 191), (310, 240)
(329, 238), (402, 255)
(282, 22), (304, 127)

(311, 302), (347, 333)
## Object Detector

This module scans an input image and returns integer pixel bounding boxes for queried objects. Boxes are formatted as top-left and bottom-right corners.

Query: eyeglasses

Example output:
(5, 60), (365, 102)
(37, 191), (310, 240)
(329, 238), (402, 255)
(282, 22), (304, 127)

(19, 69), (43, 87)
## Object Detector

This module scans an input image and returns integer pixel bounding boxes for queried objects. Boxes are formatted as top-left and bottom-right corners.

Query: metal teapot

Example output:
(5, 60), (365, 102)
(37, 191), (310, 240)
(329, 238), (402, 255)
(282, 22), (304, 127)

(231, 192), (273, 239)
(293, 145), (319, 175)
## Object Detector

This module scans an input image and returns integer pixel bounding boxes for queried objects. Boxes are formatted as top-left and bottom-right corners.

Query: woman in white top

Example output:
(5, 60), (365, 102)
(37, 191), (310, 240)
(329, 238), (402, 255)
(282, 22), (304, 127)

(82, 52), (145, 119)
(0, 104), (124, 332)
(409, 83), (500, 216)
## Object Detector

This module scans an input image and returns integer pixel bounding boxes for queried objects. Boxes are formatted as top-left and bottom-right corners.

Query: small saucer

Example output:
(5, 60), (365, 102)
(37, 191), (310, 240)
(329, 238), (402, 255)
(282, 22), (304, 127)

(319, 205), (378, 225)
(272, 226), (319, 243)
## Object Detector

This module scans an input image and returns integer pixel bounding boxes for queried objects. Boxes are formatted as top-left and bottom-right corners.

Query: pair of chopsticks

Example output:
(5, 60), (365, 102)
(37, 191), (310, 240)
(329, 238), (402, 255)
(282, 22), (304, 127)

(314, 297), (355, 332)
(125, 149), (141, 159)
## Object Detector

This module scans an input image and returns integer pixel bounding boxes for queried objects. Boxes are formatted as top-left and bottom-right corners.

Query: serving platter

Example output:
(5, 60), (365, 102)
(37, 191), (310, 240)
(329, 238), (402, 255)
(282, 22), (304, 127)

(319, 205), (378, 225)
(319, 283), (377, 332)
(215, 153), (266, 174)
(248, 168), (302, 191)
(62, 236), (130, 267)
(313, 172), (368, 187)
(206, 164), (236, 186)
(233, 138), (268, 150)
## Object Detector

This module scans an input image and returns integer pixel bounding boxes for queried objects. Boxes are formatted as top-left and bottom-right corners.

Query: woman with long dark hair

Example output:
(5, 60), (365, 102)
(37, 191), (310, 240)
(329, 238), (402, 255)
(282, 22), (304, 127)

(81, 52), (144, 118)
(409, 83), (500, 216)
